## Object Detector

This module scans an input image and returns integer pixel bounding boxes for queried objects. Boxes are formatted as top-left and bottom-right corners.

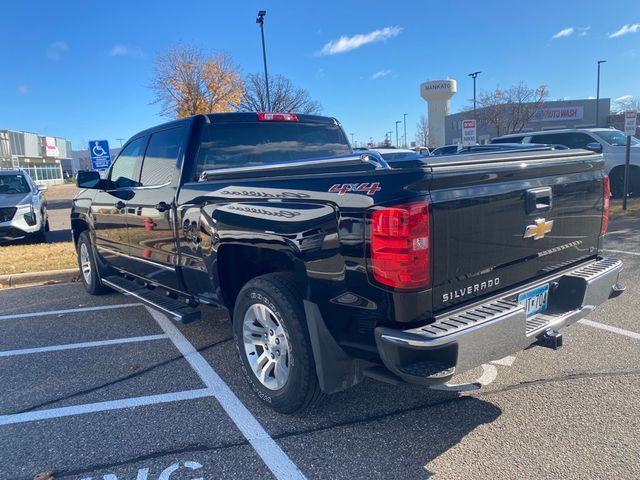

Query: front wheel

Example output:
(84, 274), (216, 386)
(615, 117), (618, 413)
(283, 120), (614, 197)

(233, 273), (322, 413)
(77, 231), (109, 295)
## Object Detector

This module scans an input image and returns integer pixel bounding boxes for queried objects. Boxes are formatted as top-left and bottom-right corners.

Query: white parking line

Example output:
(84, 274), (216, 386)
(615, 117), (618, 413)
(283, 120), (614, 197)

(0, 334), (168, 357)
(0, 389), (213, 426)
(0, 303), (142, 321)
(579, 319), (640, 340)
(146, 307), (307, 480)
(604, 248), (640, 257)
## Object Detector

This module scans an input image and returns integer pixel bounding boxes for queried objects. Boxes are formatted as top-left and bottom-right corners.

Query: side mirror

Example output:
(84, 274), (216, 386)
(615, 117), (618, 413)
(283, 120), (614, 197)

(585, 142), (603, 154)
(37, 185), (48, 192)
(76, 170), (103, 189)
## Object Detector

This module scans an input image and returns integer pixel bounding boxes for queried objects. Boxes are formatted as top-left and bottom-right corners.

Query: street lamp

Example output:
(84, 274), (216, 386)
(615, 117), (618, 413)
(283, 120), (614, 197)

(395, 121), (402, 148)
(596, 60), (607, 127)
(468, 71), (481, 118)
(350, 132), (355, 146)
(403, 113), (408, 148)
(256, 10), (271, 111)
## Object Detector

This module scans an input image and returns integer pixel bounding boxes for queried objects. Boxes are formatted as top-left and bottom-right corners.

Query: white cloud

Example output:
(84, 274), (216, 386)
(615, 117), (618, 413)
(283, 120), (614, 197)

(46, 41), (69, 61)
(17, 85), (28, 94)
(372, 69), (391, 80)
(316, 26), (402, 56)
(578, 26), (591, 36)
(615, 94), (634, 102)
(552, 27), (574, 39)
(609, 23), (640, 38)
(108, 44), (129, 56)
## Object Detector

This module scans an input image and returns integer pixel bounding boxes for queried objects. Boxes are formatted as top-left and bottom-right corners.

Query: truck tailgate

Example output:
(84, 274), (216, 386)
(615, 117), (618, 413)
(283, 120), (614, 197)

(428, 150), (605, 312)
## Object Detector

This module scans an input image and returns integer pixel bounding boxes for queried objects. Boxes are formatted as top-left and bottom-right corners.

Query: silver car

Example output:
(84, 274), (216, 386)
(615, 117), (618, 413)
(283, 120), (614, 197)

(0, 170), (49, 243)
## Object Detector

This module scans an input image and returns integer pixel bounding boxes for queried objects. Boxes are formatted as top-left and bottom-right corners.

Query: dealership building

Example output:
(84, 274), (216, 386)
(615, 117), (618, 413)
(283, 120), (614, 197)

(0, 130), (72, 185)
(445, 98), (612, 146)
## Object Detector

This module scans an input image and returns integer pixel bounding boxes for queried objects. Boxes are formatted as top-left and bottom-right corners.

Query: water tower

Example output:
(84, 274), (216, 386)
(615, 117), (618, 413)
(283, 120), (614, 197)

(420, 79), (457, 147)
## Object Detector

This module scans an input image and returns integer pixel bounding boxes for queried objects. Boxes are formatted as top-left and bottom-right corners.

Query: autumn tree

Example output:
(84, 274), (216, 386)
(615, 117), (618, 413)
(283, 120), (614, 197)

(415, 114), (429, 146)
(474, 82), (548, 136)
(238, 73), (322, 114)
(151, 44), (244, 118)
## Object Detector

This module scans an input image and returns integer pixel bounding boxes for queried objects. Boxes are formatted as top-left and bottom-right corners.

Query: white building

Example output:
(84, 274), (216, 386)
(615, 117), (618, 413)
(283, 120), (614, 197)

(0, 130), (70, 184)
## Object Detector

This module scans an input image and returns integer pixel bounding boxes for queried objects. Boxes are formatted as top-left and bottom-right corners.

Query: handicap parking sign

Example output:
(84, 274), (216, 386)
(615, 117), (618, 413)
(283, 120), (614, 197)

(89, 140), (112, 170)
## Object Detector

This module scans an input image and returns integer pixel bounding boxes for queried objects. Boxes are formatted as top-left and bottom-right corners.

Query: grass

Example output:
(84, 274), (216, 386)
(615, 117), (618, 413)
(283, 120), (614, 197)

(0, 242), (78, 276)
(610, 198), (640, 220)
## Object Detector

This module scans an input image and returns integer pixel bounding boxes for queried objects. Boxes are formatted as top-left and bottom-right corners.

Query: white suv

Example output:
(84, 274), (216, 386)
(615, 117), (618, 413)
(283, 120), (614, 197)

(492, 128), (640, 197)
(0, 170), (49, 243)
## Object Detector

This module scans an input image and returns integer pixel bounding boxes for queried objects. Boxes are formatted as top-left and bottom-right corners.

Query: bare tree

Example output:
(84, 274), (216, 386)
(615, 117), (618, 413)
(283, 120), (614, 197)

(238, 73), (322, 114)
(613, 96), (640, 113)
(415, 115), (429, 146)
(474, 82), (548, 136)
(151, 44), (244, 118)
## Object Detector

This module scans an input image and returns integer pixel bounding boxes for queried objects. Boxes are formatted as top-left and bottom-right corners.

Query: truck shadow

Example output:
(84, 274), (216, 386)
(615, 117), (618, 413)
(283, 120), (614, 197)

(193, 309), (503, 479)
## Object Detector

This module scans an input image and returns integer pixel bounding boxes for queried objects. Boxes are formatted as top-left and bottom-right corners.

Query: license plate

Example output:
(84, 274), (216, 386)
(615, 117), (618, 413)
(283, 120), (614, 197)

(517, 283), (549, 319)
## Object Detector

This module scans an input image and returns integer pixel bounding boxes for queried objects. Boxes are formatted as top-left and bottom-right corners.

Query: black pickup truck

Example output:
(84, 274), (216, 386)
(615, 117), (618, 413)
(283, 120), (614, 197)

(72, 112), (624, 413)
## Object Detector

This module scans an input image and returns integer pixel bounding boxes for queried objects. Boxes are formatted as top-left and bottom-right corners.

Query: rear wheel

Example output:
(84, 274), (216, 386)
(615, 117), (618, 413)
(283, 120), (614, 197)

(610, 166), (640, 198)
(233, 273), (322, 413)
(77, 231), (109, 295)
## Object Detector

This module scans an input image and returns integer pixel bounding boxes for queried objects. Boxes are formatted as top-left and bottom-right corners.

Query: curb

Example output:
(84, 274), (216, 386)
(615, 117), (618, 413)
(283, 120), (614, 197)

(0, 268), (80, 288)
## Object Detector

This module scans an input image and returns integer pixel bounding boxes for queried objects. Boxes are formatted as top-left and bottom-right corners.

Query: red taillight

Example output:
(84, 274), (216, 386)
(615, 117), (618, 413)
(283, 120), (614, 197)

(601, 175), (610, 235)
(371, 201), (430, 289)
(257, 112), (298, 122)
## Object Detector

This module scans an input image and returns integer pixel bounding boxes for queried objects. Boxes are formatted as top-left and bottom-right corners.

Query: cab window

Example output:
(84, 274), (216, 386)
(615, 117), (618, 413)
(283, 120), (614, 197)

(140, 127), (185, 186)
(530, 132), (594, 149)
(110, 137), (145, 188)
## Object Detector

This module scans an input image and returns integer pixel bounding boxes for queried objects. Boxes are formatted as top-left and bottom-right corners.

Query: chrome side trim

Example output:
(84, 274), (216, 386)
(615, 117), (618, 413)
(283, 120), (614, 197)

(96, 245), (176, 271)
(199, 154), (378, 180)
(132, 181), (172, 191)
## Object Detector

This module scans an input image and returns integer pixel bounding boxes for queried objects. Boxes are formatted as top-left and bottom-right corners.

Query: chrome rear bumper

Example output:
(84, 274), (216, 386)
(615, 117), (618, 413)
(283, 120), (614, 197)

(374, 257), (624, 386)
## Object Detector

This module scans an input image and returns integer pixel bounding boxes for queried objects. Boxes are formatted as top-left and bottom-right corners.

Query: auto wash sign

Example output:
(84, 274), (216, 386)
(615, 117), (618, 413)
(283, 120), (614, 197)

(530, 107), (584, 122)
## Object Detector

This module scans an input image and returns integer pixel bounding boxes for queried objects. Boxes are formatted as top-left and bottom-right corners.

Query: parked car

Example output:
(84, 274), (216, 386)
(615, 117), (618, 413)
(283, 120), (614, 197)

(429, 144), (459, 156)
(0, 170), (49, 243)
(72, 112), (623, 413)
(492, 128), (640, 197)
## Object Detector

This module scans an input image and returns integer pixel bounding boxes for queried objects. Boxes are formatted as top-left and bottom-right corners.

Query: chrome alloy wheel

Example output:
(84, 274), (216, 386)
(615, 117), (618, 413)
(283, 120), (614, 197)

(80, 242), (92, 284)
(242, 303), (291, 390)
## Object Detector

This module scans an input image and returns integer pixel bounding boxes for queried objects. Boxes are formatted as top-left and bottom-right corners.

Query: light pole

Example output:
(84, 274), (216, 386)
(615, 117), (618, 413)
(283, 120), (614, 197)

(256, 10), (271, 111)
(403, 113), (408, 148)
(395, 121), (402, 148)
(116, 138), (125, 147)
(596, 60), (606, 127)
(350, 132), (355, 146)
(468, 71), (481, 118)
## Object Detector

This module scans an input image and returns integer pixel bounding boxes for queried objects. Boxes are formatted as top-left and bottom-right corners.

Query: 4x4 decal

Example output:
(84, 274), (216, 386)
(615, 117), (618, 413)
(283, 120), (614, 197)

(328, 182), (381, 196)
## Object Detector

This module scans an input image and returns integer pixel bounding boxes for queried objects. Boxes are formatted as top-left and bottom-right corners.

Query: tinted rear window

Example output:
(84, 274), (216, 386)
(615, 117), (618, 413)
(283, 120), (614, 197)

(195, 122), (351, 179)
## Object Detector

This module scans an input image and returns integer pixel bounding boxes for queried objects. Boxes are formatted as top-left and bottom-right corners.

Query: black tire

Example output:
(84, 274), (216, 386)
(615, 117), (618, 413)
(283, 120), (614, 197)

(233, 272), (323, 413)
(31, 218), (47, 244)
(610, 166), (640, 198)
(77, 231), (109, 295)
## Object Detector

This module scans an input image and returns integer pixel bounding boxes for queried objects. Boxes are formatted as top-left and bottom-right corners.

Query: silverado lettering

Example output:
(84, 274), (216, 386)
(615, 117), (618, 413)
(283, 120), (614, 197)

(442, 278), (501, 303)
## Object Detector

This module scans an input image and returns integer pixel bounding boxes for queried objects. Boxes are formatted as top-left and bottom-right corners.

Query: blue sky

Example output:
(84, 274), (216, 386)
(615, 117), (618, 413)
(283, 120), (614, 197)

(1, 0), (638, 149)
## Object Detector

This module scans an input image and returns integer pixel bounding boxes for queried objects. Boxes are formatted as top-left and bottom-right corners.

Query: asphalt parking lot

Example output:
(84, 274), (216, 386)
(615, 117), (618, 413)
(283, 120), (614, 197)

(0, 219), (638, 480)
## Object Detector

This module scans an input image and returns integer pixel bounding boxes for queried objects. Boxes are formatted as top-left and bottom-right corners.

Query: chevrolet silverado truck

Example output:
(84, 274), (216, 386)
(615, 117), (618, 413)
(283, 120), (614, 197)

(71, 112), (625, 413)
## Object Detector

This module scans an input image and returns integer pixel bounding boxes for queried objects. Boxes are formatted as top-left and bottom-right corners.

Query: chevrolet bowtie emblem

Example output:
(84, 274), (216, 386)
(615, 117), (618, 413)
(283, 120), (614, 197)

(524, 218), (554, 240)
